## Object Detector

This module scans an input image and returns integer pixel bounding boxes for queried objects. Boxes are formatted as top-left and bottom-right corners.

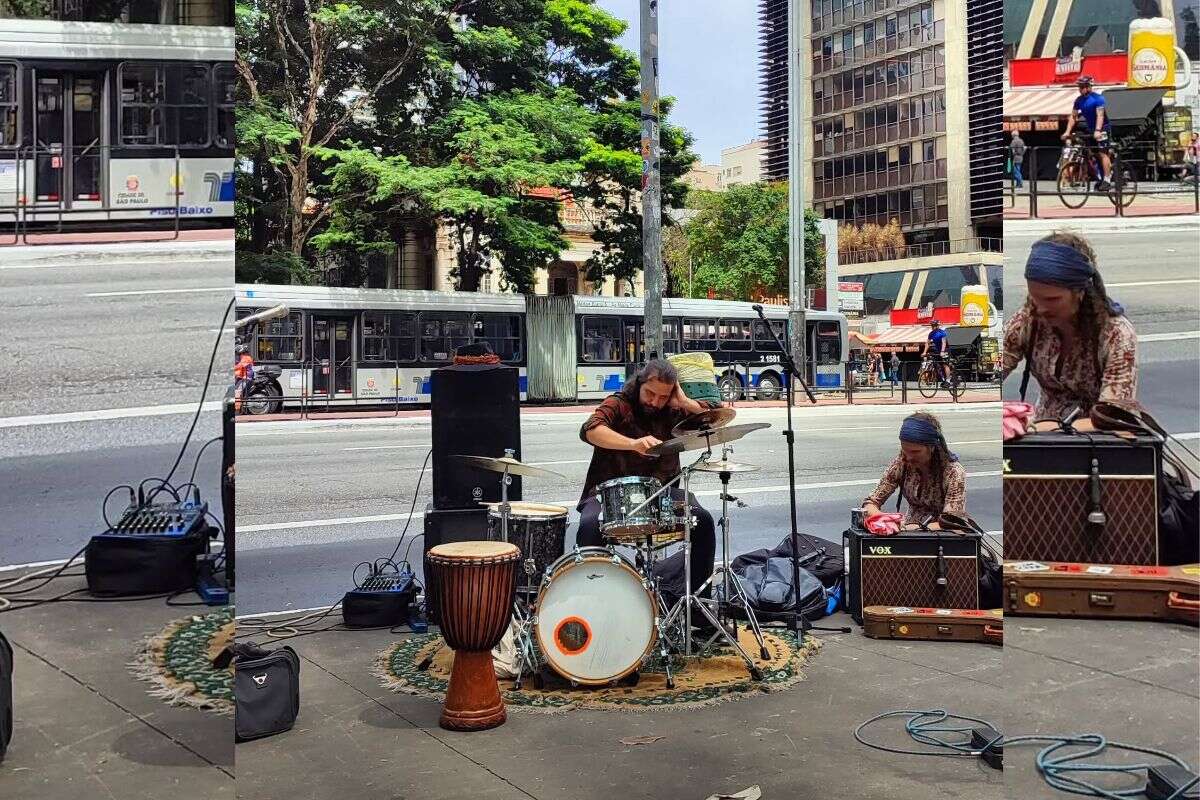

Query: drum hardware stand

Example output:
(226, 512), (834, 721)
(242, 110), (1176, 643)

(627, 441), (763, 680)
(752, 304), (818, 646)
(692, 446), (769, 661)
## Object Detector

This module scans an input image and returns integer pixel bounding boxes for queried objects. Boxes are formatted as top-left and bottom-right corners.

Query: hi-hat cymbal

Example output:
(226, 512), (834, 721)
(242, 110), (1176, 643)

(452, 454), (564, 481)
(692, 459), (760, 474)
(671, 407), (737, 437)
(647, 422), (772, 456)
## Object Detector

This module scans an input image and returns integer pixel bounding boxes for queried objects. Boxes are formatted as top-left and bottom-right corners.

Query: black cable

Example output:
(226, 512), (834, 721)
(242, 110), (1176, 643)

(390, 448), (432, 566)
(147, 295), (234, 506)
(188, 435), (223, 486)
(102, 485), (135, 528)
(0, 544), (88, 597)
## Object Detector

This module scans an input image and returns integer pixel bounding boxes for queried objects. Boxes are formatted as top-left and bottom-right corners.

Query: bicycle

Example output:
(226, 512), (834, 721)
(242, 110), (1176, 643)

(1056, 135), (1138, 210)
(916, 355), (965, 400)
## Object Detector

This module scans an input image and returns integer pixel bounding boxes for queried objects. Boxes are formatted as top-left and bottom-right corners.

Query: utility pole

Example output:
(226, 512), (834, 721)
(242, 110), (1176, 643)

(787, 0), (807, 392)
(641, 0), (663, 359)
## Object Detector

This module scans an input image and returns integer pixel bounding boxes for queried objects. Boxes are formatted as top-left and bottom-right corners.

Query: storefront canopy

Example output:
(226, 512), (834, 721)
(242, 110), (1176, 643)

(1098, 87), (1166, 124)
(1004, 86), (1080, 119)
(868, 324), (932, 353)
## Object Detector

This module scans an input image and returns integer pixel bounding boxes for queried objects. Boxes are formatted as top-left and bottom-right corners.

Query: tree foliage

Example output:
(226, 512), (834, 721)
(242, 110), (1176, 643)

(681, 182), (824, 301)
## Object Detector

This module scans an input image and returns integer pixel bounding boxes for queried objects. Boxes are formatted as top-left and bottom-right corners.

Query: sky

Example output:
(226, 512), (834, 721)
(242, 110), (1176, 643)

(595, 0), (761, 165)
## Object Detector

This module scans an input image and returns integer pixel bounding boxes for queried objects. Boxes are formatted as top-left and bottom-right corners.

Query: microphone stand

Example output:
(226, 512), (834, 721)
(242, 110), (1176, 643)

(751, 305), (829, 643)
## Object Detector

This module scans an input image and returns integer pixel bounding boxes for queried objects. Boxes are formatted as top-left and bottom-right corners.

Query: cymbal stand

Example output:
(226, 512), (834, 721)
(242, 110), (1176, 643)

(655, 438), (763, 680)
(692, 446), (769, 661)
(495, 449), (539, 689)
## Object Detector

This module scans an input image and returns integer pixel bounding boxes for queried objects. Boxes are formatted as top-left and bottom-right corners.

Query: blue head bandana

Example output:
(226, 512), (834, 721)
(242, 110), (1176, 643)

(899, 415), (958, 462)
(1025, 240), (1124, 315)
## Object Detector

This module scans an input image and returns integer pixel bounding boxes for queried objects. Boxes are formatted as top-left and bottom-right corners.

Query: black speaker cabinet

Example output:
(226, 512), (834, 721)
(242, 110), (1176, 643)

(422, 505), (489, 625)
(430, 364), (521, 510)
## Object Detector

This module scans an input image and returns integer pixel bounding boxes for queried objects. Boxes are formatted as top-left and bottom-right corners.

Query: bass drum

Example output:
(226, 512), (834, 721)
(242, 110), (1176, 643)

(534, 548), (657, 685)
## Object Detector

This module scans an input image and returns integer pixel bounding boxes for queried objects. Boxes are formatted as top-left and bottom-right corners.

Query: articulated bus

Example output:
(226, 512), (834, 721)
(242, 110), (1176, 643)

(0, 19), (234, 230)
(233, 285), (849, 411)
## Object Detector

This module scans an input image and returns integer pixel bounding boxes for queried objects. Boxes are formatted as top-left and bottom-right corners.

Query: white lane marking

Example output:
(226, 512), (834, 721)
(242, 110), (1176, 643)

(85, 286), (231, 297)
(1138, 331), (1200, 343)
(0, 558), (71, 573)
(238, 471), (1003, 533)
(528, 460), (591, 466)
(1107, 279), (1200, 288)
(237, 605), (334, 620)
(341, 444), (430, 451)
(0, 401), (220, 429)
(1172, 432), (1200, 440)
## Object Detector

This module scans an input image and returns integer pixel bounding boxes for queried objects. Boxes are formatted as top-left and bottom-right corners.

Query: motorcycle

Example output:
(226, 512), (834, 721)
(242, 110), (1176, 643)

(240, 364), (284, 416)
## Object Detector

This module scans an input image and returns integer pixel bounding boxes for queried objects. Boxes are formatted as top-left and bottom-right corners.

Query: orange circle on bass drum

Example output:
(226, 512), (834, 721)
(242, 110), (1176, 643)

(553, 616), (592, 656)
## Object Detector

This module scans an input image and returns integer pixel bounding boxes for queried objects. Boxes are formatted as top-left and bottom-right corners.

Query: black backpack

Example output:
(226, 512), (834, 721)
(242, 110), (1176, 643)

(1, 629), (13, 762)
(215, 643), (300, 742)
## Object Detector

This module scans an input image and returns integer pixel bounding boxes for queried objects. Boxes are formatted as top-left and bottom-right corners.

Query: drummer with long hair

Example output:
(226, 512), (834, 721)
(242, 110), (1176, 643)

(1002, 231), (1137, 432)
(862, 412), (966, 530)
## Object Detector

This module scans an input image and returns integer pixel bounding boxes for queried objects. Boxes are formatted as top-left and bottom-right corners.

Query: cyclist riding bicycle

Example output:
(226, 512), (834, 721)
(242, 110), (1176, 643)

(922, 319), (952, 386)
(1061, 75), (1112, 191)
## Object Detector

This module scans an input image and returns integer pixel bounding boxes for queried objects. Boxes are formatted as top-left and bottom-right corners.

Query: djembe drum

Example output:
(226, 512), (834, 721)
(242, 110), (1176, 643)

(424, 541), (520, 731)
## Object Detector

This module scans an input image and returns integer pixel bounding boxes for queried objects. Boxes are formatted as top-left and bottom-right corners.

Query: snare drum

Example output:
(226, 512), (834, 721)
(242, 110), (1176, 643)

(595, 476), (681, 544)
(484, 502), (567, 597)
(534, 548), (657, 685)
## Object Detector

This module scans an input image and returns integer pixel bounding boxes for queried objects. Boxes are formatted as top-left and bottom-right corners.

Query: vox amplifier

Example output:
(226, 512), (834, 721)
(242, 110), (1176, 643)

(844, 528), (981, 625)
(1003, 432), (1161, 565)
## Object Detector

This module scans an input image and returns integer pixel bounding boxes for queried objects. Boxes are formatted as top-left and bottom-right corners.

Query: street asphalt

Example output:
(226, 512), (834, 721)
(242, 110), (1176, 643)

(234, 403), (1003, 614)
(0, 240), (233, 568)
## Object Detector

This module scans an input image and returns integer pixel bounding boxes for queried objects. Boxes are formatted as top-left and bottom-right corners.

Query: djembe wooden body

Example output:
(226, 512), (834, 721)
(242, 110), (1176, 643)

(425, 541), (519, 731)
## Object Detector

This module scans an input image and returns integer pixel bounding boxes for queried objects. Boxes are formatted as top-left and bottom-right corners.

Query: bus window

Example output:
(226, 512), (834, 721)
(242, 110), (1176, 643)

(165, 64), (210, 147)
(119, 64), (163, 145)
(213, 64), (235, 150)
(237, 308), (303, 362)
(718, 319), (752, 351)
(661, 320), (680, 354)
(682, 318), (717, 352)
(0, 64), (16, 148)
(362, 311), (416, 363)
(812, 320), (843, 364)
(420, 312), (470, 361)
(753, 320), (785, 351)
(581, 316), (622, 363)
(473, 313), (522, 362)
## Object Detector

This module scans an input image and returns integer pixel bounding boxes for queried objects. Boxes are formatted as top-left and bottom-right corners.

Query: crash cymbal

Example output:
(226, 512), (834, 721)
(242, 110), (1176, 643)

(692, 459), (760, 474)
(671, 407), (737, 438)
(647, 422), (772, 456)
(452, 454), (565, 481)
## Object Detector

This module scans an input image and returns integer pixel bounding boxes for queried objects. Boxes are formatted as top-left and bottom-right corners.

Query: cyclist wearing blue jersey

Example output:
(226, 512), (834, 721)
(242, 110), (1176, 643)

(1061, 75), (1112, 190)
(923, 319), (951, 386)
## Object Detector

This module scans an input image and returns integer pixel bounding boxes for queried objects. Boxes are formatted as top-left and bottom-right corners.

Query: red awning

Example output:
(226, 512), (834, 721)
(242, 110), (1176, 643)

(1004, 87), (1079, 118)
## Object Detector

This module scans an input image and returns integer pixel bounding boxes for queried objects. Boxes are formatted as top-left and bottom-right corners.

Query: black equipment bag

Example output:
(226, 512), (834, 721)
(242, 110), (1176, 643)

(1159, 449), (1200, 566)
(341, 584), (417, 629)
(0, 629), (12, 762)
(729, 556), (828, 622)
(216, 643), (300, 742)
(85, 525), (210, 596)
(652, 533), (842, 621)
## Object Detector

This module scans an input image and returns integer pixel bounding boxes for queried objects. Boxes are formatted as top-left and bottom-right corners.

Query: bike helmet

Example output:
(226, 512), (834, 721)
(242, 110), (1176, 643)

(1075, 75), (1094, 87)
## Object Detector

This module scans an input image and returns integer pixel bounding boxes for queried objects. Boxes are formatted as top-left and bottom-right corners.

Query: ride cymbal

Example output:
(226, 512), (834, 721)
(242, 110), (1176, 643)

(452, 454), (565, 481)
(647, 422), (772, 456)
(671, 407), (737, 437)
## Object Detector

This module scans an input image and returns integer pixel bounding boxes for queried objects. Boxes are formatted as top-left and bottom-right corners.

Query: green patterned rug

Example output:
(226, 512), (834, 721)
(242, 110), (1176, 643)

(376, 626), (820, 714)
(130, 608), (235, 715)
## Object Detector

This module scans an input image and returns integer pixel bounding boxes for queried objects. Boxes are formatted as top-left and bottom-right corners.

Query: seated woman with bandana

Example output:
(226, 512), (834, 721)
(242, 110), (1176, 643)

(862, 412), (967, 530)
(1003, 231), (1137, 433)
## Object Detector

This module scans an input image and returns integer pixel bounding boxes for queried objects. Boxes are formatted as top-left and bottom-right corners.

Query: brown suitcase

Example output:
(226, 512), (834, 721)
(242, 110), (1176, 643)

(1004, 562), (1200, 625)
(862, 606), (1003, 645)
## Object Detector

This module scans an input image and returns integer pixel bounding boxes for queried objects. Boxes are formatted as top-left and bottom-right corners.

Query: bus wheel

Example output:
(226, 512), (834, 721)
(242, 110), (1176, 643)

(718, 375), (743, 402)
(756, 373), (782, 401)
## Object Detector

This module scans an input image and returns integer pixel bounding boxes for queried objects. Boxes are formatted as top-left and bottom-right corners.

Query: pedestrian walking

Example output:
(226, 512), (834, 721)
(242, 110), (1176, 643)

(1010, 130), (1027, 188)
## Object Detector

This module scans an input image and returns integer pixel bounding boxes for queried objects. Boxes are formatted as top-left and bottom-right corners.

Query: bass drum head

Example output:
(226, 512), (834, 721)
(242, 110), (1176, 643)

(535, 551), (656, 685)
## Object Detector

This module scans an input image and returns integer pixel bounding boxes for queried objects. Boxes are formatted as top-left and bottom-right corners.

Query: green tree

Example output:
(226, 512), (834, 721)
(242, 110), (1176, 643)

(683, 182), (824, 301)
(235, 0), (447, 269)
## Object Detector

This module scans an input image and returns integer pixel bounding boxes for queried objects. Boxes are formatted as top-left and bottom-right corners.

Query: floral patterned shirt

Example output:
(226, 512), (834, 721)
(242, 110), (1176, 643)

(1001, 305), (1138, 421)
(864, 454), (967, 525)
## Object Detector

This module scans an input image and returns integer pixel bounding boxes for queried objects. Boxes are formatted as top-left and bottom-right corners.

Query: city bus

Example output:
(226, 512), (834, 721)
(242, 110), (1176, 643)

(0, 19), (234, 231)
(233, 285), (849, 411)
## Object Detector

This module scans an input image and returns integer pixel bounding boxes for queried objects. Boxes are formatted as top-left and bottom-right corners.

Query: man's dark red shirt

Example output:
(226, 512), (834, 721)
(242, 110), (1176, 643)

(577, 381), (718, 509)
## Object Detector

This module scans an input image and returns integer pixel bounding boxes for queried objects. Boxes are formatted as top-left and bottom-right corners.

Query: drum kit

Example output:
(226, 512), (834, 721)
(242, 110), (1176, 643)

(442, 407), (773, 692)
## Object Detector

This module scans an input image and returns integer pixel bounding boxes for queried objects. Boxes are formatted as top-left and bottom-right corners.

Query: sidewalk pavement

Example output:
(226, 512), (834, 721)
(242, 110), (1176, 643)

(0, 569), (234, 800)
(0, 230), (233, 266)
(1005, 617), (1199, 798)
(236, 388), (1001, 424)
(3, 227), (234, 248)
(237, 612), (1005, 800)
(1004, 181), (1199, 220)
